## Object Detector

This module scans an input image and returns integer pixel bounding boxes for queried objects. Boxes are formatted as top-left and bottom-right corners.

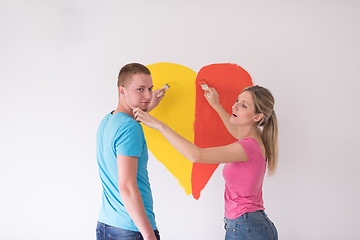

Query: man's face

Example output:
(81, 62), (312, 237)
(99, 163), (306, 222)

(122, 73), (153, 111)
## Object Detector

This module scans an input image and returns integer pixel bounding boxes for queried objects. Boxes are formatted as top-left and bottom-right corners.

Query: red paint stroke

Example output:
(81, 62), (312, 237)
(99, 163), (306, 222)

(191, 63), (253, 199)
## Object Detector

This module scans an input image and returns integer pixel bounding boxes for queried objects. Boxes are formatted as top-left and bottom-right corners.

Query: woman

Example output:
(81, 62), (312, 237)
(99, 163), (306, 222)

(134, 85), (278, 240)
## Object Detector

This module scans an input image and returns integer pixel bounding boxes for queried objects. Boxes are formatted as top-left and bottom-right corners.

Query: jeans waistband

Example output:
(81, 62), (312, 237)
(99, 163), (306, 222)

(225, 210), (267, 223)
(97, 221), (159, 233)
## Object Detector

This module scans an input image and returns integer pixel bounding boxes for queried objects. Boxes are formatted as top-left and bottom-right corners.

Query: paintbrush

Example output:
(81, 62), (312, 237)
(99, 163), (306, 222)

(157, 83), (170, 98)
(199, 80), (211, 98)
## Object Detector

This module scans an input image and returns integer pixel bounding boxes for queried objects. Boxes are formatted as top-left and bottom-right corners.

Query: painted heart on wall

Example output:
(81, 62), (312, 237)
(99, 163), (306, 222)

(144, 62), (253, 199)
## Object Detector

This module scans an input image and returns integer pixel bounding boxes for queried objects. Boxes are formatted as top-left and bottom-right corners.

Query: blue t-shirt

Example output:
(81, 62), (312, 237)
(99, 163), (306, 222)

(96, 112), (157, 231)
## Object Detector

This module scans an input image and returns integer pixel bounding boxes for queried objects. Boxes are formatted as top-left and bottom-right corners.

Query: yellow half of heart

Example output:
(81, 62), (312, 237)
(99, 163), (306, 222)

(144, 62), (196, 195)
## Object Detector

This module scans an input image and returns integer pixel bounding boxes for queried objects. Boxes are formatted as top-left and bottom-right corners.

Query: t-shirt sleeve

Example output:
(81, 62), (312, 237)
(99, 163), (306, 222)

(115, 121), (144, 157)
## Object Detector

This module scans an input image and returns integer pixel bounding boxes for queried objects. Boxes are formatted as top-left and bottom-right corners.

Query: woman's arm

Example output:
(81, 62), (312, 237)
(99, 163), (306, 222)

(204, 88), (239, 139)
(133, 108), (247, 164)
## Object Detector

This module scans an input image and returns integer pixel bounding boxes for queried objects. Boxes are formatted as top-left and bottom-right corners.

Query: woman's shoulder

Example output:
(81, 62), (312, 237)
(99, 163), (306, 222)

(238, 137), (266, 160)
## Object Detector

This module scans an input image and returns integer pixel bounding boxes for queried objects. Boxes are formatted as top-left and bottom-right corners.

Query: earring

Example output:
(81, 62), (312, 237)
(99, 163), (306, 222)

(259, 118), (264, 125)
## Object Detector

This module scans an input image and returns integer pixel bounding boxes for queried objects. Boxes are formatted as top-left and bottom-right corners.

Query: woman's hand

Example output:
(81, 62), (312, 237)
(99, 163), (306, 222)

(133, 107), (163, 130)
(204, 87), (220, 109)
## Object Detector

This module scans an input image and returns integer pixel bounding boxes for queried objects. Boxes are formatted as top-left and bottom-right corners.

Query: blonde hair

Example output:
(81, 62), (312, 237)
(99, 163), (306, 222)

(242, 85), (279, 175)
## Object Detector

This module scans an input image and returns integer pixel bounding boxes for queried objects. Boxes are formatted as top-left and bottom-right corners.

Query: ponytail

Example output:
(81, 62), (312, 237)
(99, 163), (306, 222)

(262, 110), (278, 176)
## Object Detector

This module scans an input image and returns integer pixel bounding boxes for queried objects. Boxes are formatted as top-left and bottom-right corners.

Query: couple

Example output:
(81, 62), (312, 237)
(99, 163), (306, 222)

(96, 63), (278, 240)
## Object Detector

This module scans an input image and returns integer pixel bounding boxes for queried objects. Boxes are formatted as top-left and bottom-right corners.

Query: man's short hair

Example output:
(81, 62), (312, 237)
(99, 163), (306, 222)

(117, 63), (151, 88)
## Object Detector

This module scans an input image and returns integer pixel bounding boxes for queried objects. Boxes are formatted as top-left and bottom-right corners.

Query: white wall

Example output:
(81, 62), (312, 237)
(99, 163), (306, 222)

(1, 0), (360, 239)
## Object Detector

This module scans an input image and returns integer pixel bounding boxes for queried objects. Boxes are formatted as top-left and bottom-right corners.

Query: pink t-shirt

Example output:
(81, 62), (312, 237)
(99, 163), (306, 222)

(223, 137), (266, 219)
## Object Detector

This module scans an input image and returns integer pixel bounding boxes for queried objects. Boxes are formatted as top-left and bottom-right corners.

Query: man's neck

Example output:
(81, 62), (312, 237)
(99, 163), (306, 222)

(112, 100), (133, 117)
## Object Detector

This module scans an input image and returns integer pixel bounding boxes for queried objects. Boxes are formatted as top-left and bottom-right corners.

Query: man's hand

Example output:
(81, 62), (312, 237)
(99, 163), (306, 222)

(147, 88), (167, 112)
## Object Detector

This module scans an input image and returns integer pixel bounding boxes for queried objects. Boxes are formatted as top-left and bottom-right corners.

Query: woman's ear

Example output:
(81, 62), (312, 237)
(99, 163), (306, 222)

(254, 113), (264, 123)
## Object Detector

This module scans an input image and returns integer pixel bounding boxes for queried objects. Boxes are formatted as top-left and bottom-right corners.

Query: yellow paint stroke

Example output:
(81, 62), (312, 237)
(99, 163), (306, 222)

(145, 62), (196, 195)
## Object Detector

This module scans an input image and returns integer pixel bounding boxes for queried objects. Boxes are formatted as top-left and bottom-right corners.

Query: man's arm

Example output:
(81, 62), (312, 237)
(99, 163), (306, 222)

(147, 88), (166, 112)
(117, 155), (157, 240)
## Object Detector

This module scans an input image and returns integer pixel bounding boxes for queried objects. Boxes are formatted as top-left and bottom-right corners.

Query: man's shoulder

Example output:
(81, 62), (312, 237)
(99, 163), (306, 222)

(113, 113), (140, 128)
(111, 113), (143, 137)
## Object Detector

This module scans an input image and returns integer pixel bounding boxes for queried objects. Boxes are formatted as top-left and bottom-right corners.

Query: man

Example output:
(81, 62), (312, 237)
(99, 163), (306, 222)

(96, 63), (165, 240)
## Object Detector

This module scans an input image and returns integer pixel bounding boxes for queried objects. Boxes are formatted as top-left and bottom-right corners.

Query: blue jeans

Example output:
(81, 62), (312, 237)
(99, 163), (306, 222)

(224, 210), (278, 240)
(96, 222), (160, 240)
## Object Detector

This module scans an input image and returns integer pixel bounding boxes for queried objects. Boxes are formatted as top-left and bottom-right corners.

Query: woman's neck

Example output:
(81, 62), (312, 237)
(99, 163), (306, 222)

(237, 125), (261, 141)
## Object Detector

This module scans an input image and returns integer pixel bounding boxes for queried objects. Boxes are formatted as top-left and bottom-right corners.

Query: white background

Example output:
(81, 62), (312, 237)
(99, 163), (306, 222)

(1, 0), (360, 239)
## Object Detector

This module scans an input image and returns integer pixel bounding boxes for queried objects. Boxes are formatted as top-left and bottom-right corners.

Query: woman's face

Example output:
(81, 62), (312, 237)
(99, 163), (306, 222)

(230, 90), (261, 126)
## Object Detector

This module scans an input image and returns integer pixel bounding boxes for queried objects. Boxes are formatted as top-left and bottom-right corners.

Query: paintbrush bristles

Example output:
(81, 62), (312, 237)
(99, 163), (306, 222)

(199, 80), (209, 90)
(163, 83), (170, 90)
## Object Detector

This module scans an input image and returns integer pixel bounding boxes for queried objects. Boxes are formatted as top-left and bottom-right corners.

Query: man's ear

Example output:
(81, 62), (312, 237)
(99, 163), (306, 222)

(119, 86), (125, 95)
(254, 113), (264, 123)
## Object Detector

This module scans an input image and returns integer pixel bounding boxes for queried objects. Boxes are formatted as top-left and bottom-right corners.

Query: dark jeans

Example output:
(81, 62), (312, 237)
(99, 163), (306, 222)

(96, 222), (160, 240)
(224, 210), (278, 240)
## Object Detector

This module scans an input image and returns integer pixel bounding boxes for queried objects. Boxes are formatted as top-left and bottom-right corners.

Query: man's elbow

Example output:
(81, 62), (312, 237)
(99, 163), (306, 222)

(118, 181), (137, 196)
